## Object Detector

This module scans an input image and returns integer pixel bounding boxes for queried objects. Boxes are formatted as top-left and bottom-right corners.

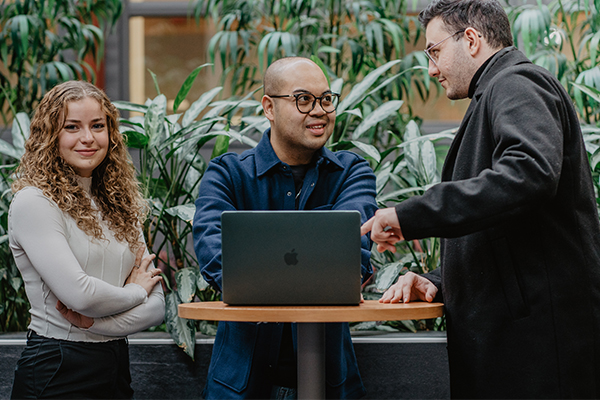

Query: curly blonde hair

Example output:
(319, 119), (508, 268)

(13, 80), (147, 249)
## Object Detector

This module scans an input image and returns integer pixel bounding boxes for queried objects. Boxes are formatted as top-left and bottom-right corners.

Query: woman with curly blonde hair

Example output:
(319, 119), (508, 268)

(9, 80), (164, 399)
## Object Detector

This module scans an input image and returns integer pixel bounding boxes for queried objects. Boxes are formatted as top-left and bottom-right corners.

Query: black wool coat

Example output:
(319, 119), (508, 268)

(396, 47), (600, 399)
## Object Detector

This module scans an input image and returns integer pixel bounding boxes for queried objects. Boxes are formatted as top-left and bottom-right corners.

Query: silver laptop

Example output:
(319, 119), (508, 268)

(221, 210), (362, 305)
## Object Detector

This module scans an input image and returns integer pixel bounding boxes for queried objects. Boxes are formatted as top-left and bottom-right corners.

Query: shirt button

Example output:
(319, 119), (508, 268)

(310, 182), (315, 187)
(287, 191), (292, 196)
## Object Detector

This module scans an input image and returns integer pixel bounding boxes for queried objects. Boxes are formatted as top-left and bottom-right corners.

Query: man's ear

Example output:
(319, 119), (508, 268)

(262, 95), (275, 122)
(464, 27), (483, 57)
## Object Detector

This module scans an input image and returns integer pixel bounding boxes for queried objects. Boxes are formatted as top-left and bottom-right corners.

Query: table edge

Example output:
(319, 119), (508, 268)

(178, 300), (444, 322)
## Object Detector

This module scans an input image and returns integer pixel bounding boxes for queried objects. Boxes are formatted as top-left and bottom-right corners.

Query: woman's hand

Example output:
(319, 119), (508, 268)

(125, 246), (162, 296)
(56, 300), (94, 329)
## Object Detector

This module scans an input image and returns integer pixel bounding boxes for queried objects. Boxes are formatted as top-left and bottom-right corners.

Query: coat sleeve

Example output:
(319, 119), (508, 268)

(193, 158), (238, 292)
(397, 67), (567, 240)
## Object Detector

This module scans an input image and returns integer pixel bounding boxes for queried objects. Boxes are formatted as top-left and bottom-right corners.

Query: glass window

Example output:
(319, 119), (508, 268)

(129, 16), (221, 112)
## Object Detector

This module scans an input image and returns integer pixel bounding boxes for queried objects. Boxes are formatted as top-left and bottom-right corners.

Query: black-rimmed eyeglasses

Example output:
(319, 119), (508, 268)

(268, 92), (340, 114)
(424, 29), (466, 66)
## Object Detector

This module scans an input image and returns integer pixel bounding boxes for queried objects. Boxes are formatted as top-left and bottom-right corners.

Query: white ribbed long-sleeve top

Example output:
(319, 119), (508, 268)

(8, 177), (165, 342)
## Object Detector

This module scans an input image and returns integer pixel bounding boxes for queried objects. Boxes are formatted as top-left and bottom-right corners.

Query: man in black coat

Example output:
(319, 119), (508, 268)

(361, 0), (600, 398)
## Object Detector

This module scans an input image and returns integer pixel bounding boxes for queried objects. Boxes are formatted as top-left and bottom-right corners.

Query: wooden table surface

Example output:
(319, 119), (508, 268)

(178, 300), (444, 322)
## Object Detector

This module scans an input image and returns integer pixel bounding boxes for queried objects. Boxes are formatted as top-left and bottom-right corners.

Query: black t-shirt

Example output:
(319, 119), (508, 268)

(273, 163), (310, 388)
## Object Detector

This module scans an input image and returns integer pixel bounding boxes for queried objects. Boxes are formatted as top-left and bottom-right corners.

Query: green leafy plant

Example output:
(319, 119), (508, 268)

(5, 0), (600, 343)
(356, 120), (452, 332)
(0, 0), (122, 122)
(308, 60), (453, 331)
(114, 64), (264, 358)
(191, 0), (433, 117)
(0, 112), (30, 331)
(506, 0), (600, 123)
(0, 0), (122, 332)
(187, 0), (452, 336)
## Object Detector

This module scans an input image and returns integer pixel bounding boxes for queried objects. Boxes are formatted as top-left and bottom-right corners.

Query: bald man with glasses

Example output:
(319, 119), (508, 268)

(193, 57), (377, 399)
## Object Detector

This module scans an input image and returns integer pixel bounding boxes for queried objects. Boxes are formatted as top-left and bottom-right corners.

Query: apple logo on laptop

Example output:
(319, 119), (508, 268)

(284, 249), (298, 266)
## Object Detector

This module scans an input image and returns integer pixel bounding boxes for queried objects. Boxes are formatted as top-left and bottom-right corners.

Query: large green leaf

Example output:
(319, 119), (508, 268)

(165, 292), (196, 359)
(573, 69), (600, 113)
(170, 118), (227, 151)
(376, 186), (426, 204)
(591, 147), (600, 170)
(351, 100), (403, 140)
(183, 164), (203, 195)
(395, 131), (457, 149)
(11, 112), (29, 157)
(351, 321), (379, 331)
(589, 31), (600, 66)
(145, 94), (167, 148)
(572, 80), (600, 104)
(337, 59), (402, 113)
(13, 15), (30, 57)
(420, 139), (439, 185)
(165, 204), (196, 223)
(403, 121), (422, 178)
(207, 31), (225, 69)
(182, 87), (223, 128)
(366, 20), (384, 56)
(122, 129), (149, 149)
(400, 319), (417, 333)
(197, 273), (211, 292)
(0, 140), (19, 160)
(350, 140), (381, 163)
(228, 128), (260, 147)
(198, 320), (218, 336)
(175, 268), (198, 303)
(211, 133), (230, 159)
(258, 32), (278, 73)
(374, 162), (393, 194)
(310, 55), (331, 87)
(330, 78), (344, 95)
(513, 5), (551, 57)
(173, 63), (212, 114)
(380, 18), (404, 56)
(113, 101), (149, 114)
(375, 262), (404, 291)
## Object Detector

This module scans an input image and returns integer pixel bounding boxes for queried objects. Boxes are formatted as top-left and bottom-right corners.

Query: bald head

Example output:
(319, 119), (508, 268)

(263, 57), (325, 95)
(261, 56), (335, 165)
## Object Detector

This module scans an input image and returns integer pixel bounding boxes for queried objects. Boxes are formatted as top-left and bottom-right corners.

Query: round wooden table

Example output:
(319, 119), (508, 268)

(178, 300), (444, 399)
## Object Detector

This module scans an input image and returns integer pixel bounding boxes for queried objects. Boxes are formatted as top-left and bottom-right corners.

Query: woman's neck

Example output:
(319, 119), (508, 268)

(76, 175), (92, 193)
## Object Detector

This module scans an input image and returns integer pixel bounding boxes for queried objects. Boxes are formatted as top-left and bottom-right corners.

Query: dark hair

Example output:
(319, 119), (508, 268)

(419, 0), (513, 49)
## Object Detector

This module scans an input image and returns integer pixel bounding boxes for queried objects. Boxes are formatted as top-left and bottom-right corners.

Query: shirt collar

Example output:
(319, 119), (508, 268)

(468, 55), (494, 99)
(255, 128), (346, 176)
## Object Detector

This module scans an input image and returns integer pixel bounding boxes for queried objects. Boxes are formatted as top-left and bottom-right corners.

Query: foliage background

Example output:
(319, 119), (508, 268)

(0, 0), (122, 331)
(2, 0), (600, 357)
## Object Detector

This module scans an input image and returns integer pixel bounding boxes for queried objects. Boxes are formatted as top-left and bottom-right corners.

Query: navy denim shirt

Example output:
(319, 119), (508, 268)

(194, 130), (377, 292)
(193, 130), (377, 398)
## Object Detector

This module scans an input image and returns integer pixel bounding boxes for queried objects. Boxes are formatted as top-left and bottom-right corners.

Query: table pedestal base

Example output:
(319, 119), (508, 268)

(297, 323), (325, 399)
(177, 301), (444, 399)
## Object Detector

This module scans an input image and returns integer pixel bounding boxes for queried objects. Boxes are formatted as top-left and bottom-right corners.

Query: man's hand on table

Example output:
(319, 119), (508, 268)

(379, 271), (438, 303)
